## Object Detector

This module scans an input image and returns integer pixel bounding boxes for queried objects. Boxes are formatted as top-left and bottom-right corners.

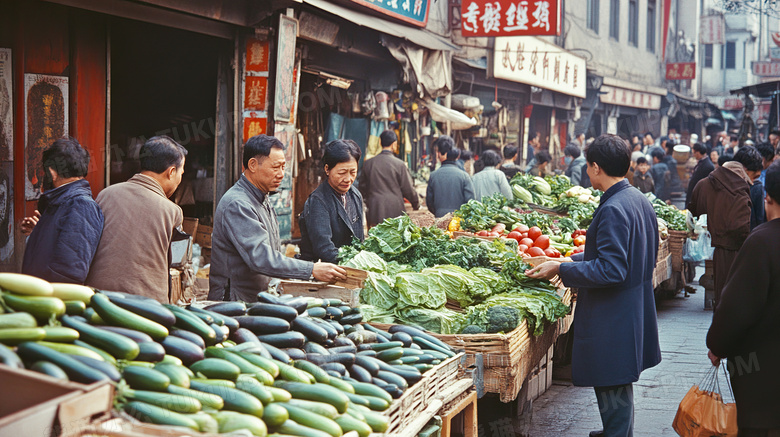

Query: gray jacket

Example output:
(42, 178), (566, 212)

(209, 175), (313, 302)
(566, 156), (586, 186)
(426, 161), (475, 218)
(472, 167), (512, 201)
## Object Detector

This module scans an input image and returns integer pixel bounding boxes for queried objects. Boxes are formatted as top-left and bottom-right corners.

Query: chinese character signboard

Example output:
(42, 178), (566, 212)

(243, 112), (267, 143)
(493, 36), (585, 98)
(275, 15), (298, 124)
(600, 86), (662, 110)
(246, 38), (269, 73)
(347, 0), (429, 27)
(462, 0), (561, 37)
(244, 76), (268, 111)
(700, 15), (725, 45)
(665, 62), (696, 80)
(752, 61), (780, 77)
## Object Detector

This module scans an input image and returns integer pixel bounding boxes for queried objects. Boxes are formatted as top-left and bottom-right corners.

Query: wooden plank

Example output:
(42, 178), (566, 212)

(440, 391), (477, 437)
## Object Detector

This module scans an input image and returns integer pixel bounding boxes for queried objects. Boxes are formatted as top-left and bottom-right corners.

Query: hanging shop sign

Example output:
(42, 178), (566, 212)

(274, 15), (298, 124)
(493, 36), (585, 98)
(243, 112), (267, 142)
(665, 62), (696, 80)
(699, 15), (725, 45)
(0, 48), (12, 161)
(346, 0), (430, 27)
(753, 61), (780, 77)
(600, 86), (662, 110)
(461, 0), (561, 37)
(246, 38), (269, 73)
(722, 97), (743, 111)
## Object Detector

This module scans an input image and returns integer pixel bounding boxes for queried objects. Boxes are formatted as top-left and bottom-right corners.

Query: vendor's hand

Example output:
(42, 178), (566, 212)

(312, 262), (347, 283)
(20, 210), (41, 236)
(708, 350), (722, 367)
(525, 261), (561, 280)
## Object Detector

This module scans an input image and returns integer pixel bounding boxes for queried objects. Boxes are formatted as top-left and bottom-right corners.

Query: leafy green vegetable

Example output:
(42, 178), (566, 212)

(461, 325), (486, 334)
(359, 272), (397, 310)
(486, 306), (521, 333)
(648, 195), (687, 230)
(344, 251), (387, 273)
(469, 267), (509, 295)
(485, 291), (570, 336)
(359, 305), (395, 323)
(395, 272), (447, 310)
(421, 265), (491, 308)
(395, 307), (467, 335)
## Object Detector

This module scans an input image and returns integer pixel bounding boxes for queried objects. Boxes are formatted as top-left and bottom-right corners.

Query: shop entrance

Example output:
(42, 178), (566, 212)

(108, 18), (226, 223)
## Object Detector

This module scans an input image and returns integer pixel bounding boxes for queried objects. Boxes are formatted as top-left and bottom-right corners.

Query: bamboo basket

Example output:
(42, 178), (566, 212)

(667, 230), (687, 271)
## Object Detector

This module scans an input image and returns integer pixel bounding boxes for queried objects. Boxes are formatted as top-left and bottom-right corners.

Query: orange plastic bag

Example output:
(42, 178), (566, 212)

(672, 365), (738, 437)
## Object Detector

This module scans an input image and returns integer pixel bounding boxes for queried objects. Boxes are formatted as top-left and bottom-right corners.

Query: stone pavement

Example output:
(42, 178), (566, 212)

(517, 268), (730, 436)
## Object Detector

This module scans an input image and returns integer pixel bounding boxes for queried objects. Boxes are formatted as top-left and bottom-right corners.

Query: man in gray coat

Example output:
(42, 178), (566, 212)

(209, 135), (346, 302)
(426, 136), (475, 217)
(358, 130), (419, 227)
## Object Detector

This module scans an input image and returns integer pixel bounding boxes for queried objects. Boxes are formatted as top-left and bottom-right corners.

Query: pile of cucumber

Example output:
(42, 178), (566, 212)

(0, 273), (458, 437)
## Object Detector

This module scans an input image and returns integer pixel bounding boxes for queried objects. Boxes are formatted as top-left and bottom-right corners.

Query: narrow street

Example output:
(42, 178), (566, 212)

(518, 267), (728, 437)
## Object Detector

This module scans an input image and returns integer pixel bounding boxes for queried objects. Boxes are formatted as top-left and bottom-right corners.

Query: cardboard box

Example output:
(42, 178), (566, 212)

(195, 225), (212, 249)
(0, 365), (114, 437)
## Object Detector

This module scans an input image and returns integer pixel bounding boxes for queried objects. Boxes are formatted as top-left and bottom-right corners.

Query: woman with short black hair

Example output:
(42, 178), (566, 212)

(298, 139), (365, 263)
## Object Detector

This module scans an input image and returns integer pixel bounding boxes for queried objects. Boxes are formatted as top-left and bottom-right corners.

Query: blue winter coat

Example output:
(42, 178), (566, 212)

(558, 179), (661, 387)
(22, 179), (103, 284)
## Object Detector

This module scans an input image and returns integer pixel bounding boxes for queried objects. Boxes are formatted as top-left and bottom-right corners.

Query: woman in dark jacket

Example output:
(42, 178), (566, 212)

(298, 139), (365, 263)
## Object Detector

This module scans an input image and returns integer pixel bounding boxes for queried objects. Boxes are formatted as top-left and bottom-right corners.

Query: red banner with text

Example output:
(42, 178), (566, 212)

(461, 0), (561, 37)
(666, 62), (696, 80)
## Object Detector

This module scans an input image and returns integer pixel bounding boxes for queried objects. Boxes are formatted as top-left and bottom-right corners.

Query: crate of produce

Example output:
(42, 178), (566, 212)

(653, 254), (673, 288)
(0, 365), (114, 437)
(657, 237), (670, 260)
(667, 229), (688, 271)
(380, 352), (466, 436)
(278, 280), (361, 307)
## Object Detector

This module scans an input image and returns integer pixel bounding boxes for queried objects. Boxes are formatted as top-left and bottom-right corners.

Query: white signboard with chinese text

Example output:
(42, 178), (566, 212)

(752, 61), (780, 77)
(493, 36), (586, 98)
(599, 86), (662, 110)
(700, 15), (725, 45)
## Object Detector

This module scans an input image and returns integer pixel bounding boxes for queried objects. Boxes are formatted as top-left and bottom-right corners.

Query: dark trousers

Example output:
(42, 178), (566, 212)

(594, 383), (634, 437)
(739, 429), (780, 437)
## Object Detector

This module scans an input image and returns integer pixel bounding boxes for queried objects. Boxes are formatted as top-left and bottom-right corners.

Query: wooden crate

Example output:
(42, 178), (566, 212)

(439, 390), (478, 437)
(0, 366), (114, 437)
(653, 254), (673, 289)
(278, 281), (360, 307)
(658, 237), (669, 260)
(668, 230), (687, 272)
(195, 225), (212, 249)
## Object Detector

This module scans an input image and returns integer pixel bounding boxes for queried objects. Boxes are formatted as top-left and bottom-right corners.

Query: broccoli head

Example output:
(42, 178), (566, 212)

(486, 306), (521, 333)
(461, 325), (486, 334)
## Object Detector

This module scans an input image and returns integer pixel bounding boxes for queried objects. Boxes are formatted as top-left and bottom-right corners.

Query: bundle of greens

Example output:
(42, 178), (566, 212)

(465, 289), (570, 336)
(453, 194), (526, 232)
(649, 196), (687, 231)
(421, 265), (491, 308)
(544, 175), (574, 197)
(395, 307), (467, 335)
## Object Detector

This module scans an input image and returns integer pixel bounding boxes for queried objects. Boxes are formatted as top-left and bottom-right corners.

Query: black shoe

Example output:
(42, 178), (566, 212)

(589, 431), (604, 437)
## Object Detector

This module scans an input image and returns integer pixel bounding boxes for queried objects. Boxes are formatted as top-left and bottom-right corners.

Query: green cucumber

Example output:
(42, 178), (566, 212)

(205, 347), (274, 385)
(352, 404), (390, 433)
(0, 328), (46, 345)
(37, 341), (106, 361)
(261, 403), (289, 427)
(160, 354), (184, 366)
(325, 377), (355, 393)
(236, 376), (274, 404)
(235, 351), (280, 378)
(293, 360), (330, 383)
(273, 381), (349, 413)
(123, 366), (170, 391)
(412, 336), (455, 357)
(0, 273), (53, 296)
(399, 356), (420, 364)
(64, 300), (86, 315)
(190, 358), (241, 381)
(335, 414), (372, 437)
(154, 363), (191, 388)
(2, 294), (65, 322)
(278, 403), (343, 437)
(401, 347), (425, 356)
(30, 361), (69, 380)
(183, 412), (218, 433)
(361, 395), (390, 411)
(341, 380), (392, 404)
(190, 378), (235, 388)
(82, 307), (105, 324)
(167, 384), (224, 410)
(413, 363), (435, 372)
(190, 380), (264, 416)
(51, 283), (94, 303)
(73, 340), (116, 364)
(376, 348), (404, 362)
(285, 399), (339, 419)
(344, 392), (369, 408)
(277, 419), (333, 437)
(15, 342), (108, 384)
(345, 403), (365, 421)
(266, 386), (292, 402)
(214, 411), (268, 436)
(276, 359), (315, 384)
(123, 401), (199, 430)
(62, 315), (139, 360)
(0, 312), (37, 329)
(91, 293), (168, 339)
(367, 341), (404, 351)
(306, 307), (327, 318)
(124, 388), (201, 413)
(163, 304), (217, 345)
(41, 326), (79, 342)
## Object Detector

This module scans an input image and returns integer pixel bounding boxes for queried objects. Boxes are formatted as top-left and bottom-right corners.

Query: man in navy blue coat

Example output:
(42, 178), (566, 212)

(527, 134), (661, 437)
(21, 138), (103, 284)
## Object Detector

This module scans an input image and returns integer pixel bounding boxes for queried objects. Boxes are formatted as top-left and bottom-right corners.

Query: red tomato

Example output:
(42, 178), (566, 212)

(533, 235), (550, 250)
(518, 244), (529, 253)
(477, 230), (489, 236)
(544, 248), (561, 258)
(521, 232), (528, 239)
(527, 247), (546, 257)
(507, 231), (522, 241)
(520, 238), (535, 247)
(528, 226), (542, 241)
(574, 235), (587, 247)
(513, 224), (530, 233)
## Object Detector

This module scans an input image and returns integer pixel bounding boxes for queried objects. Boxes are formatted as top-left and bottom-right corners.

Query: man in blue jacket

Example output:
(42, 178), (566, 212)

(425, 136), (474, 218)
(21, 137), (103, 283)
(527, 134), (661, 437)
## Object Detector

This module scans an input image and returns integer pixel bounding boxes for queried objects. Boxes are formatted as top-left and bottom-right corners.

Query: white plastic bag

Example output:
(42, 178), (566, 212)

(683, 231), (714, 262)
